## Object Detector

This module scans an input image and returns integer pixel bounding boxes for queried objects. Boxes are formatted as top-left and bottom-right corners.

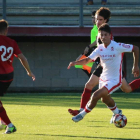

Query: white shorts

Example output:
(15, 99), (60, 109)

(99, 79), (122, 94)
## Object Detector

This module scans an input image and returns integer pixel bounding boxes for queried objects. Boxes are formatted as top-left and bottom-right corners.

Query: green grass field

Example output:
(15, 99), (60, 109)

(0, 92), (140, 140)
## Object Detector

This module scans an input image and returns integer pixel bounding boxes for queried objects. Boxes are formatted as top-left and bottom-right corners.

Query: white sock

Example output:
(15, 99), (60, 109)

(112, 108), (119, 114)
(79, 110), (87, 117)
(108, 104), (119, 114)
(80, 105), (92, 117)
(79, 108), (84, 112)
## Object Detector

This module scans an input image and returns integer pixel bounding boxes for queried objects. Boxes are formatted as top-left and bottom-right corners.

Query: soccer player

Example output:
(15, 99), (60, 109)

(68, 7), (140, 123)
(0, 19), (35, 134)
(69, 7), (116, 118)
(67, 23), (139, 122)
(84, 10), (98, 55)
(75, 10), (98, 77)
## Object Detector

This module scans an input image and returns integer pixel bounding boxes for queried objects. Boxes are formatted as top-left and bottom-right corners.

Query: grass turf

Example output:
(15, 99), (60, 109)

(0, 92), (140, 140)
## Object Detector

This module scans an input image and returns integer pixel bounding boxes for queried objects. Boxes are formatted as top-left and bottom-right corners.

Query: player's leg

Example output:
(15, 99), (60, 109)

(121, 77), (140, 93)
(72, 87), (108, 122)
(100, 79), (122, 123)
(80, 74), (99, 109)
(80, 65), (102, 110)
(68, 65), (102, 116)
(71, 80), (122, 122)
(102, 76), (140, 123)
(68, 74), (99, 116)
(120, 78), (132, 93)
(0, 81), (17, 134)
(0, 101), (7, 131)
(101, 95), (122, 123)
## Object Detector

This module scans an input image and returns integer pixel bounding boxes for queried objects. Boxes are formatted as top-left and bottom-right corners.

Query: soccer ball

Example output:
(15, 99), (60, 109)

(113, 114), (127, 128)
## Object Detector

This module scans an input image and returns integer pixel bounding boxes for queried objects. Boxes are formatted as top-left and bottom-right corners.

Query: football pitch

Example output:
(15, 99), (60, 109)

(0, 92), (140, 140)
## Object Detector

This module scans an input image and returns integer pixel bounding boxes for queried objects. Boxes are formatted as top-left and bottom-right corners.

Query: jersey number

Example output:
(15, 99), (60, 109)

(0, 45), (13, 61)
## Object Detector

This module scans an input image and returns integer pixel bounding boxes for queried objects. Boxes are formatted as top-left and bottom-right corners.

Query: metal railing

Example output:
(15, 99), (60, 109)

(2, 0), (84, 27)
(2, 0), (7, 20)
(79, 0), (83, 27)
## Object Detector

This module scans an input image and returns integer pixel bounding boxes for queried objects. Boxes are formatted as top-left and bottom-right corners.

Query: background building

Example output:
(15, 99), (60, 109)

(1, 0), (140, 92)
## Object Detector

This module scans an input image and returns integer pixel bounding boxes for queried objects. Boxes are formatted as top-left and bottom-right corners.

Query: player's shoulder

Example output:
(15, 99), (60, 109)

(111, 40), (120, 48)
(0, 35), (16, 44)
(6, 36), (16, 44)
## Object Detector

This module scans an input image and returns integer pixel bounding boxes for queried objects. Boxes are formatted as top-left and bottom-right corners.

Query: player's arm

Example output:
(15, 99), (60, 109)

(84, 40), (97, 55)
(17, 53), (35, 81)
(132, 45), (139, 77)
(67, 57), (92, 69)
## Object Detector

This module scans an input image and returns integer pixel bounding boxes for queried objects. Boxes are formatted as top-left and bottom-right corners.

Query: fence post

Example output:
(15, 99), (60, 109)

(79, 0), (83, 27)
(3, 0), (7, 20)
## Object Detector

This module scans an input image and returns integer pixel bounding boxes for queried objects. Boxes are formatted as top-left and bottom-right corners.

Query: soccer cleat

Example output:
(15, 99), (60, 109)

(110, 110), (122, 124)
(4, 125), (17, 134)
(68, 109), (80, 116)
(72, 114), (83, 122)
(0, 124), (7, 131)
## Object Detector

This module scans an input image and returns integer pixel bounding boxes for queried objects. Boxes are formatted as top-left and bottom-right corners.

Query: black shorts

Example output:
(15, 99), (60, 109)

(0, 72), (14, 96)
(0, 81), (12, 96)
(92, 64), (103, 77)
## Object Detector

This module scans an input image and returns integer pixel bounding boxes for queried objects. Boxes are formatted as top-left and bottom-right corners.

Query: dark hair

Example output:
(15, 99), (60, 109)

(96, 7), (111, 23)
(98, 23), (111, 34)
(92, 10), (96, 16)
(0, 19), (8, 32)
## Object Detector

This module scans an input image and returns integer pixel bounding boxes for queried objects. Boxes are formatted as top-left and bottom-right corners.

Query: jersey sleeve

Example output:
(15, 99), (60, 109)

(88, 47), (99, 61)
(116, 42), (133, 53)
(13, 41), (22, 57)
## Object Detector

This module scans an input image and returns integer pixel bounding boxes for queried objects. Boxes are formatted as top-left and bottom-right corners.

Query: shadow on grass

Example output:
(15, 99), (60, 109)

(125, 127), (140, 129)
(17, 133), (140, 140)
(1, 92), (140, 109)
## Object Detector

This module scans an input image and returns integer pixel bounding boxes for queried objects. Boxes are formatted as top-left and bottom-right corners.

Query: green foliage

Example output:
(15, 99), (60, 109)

(0, 92), (140, 140)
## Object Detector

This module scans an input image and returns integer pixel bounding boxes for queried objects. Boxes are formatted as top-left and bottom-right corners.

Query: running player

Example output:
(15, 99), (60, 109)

(67, 23), (139, 122)
(68, 7), (140, 123)
(69, 7), (117, 118)
(0, 19), (35, 134)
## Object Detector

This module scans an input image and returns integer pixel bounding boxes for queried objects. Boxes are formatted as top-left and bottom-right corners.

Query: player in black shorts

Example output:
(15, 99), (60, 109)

(68, 7), (140, 123)
(0, 19), (35, 134)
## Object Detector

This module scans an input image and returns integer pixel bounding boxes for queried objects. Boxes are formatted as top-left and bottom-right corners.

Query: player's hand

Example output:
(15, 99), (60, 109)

(27, 72), (36, 81)
(67, 62), (75, 69)
(84, 46), (90, 55)
(132, 66), (139, 77)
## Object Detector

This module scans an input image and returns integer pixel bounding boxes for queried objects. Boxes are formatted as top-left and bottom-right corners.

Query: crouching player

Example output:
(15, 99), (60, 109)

(67, 23), (139, 122)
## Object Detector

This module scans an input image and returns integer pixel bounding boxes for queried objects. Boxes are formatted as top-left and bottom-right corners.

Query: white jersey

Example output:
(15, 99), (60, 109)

(89, 40), (133, 83)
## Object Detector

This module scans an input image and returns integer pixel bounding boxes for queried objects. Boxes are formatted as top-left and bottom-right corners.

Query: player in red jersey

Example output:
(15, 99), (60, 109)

(0, 19), (35, 134)
(68, 7), (140, 123)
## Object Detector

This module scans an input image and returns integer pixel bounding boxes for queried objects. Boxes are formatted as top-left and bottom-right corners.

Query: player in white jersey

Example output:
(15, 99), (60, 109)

(90, 40), (132, 94)
(67, 23), (139, 122)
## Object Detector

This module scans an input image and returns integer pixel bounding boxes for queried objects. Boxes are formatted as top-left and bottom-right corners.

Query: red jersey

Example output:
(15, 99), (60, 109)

(0, 35), (21, 74)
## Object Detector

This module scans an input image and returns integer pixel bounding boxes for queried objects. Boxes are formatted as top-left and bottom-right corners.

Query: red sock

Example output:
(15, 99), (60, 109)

(80, 88), (92, 109)
(129, 78), (140, 91)
(0, 101), (11, 125)
(85, 106), (91, 113)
